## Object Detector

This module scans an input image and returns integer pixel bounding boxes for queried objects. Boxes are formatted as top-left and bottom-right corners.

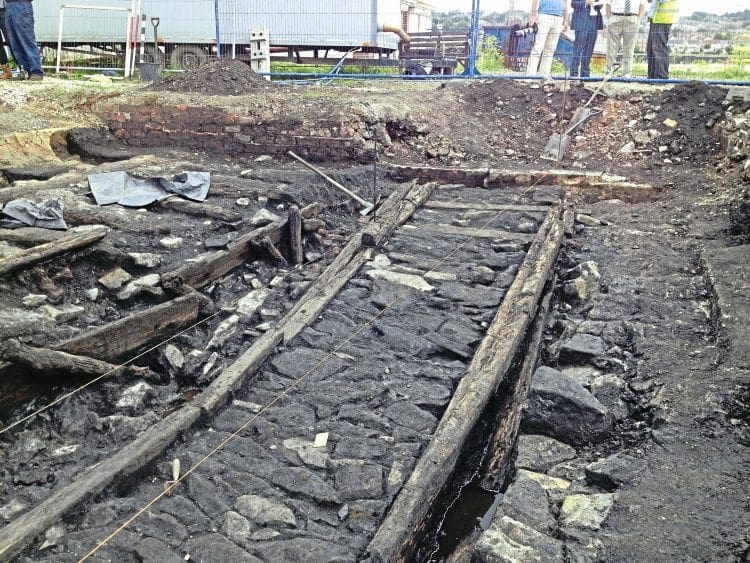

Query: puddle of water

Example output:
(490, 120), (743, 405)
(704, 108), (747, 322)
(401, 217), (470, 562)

(426, 479), (503, 562)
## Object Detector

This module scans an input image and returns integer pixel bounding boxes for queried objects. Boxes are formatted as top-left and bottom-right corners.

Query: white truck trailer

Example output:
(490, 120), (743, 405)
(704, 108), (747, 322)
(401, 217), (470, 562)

(33, 0), (408, 70)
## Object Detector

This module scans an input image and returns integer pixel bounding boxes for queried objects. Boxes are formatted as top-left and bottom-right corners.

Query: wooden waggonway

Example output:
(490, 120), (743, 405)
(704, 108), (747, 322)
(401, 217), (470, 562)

(0, 172), (580, 561)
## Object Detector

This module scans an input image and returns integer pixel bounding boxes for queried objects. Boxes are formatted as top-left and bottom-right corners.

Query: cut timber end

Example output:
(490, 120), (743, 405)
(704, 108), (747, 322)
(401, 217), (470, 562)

(53, 291), (212, 363)
(0, 225), (109, 277)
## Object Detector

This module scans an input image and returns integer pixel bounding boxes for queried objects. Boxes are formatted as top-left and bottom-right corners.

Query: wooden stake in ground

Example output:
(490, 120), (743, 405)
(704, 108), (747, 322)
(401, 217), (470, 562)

(288, 205), (304, 264)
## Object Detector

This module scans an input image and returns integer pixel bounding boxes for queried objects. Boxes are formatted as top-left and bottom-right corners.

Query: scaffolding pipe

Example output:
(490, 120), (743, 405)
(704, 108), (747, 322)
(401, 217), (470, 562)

(268, 71), (750, 86)
(465, 0), (481, 76)
(214, 0), (221, 59)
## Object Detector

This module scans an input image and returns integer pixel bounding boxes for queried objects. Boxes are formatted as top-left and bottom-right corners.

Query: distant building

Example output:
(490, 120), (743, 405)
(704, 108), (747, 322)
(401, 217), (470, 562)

(401, 0), (434, 33)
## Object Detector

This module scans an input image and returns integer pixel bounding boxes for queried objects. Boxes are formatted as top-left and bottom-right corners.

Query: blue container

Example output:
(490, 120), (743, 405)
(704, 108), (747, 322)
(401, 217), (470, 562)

(482, 24), (573, 71)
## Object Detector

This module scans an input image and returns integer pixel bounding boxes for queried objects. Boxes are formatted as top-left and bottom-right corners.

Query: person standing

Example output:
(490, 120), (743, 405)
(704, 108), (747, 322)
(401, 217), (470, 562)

(570, 0), (603, 79)
(605, 0), (645, 77)
(526, 0), (569, 86)
(646, 0), (678, 79)
(4, 0), (42, 80)
(0, 2), (14, 79)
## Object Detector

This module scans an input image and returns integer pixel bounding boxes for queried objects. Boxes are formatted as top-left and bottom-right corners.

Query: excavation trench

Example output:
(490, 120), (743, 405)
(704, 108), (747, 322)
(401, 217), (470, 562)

(1, 75), (747, 563)
(0, 124), (662, 562)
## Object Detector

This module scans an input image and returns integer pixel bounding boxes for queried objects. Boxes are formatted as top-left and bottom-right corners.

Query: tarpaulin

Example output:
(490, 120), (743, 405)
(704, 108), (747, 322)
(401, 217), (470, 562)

(0, 198), (68, 230)
(88, 171), (211, 207)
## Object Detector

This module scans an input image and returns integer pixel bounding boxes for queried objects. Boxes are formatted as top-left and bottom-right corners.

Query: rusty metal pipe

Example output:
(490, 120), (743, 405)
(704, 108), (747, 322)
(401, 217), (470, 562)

(378, 23), (410, 43)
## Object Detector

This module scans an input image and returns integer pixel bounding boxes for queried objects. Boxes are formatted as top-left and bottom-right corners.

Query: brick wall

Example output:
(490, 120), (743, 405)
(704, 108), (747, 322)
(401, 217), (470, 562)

(99, 104), (374, 163)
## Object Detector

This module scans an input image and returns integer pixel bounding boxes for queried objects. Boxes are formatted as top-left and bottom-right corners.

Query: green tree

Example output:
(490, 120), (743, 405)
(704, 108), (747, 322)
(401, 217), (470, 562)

(477, 35), (504, 72)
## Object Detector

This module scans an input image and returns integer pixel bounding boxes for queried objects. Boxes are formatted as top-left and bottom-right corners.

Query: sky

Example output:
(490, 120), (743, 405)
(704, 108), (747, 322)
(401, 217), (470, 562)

(428, 0), (746, 16)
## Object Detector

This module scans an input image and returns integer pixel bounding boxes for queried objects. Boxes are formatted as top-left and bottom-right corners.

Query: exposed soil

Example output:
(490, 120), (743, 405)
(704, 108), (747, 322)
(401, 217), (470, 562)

(0, 71), (748, 562)
(150, 59), (275, 95)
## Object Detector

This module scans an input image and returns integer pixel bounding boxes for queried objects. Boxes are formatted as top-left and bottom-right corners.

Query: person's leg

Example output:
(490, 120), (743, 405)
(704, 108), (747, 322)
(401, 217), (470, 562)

(621, 18), (638, 76)
(0, 9), (8, 67)
(606, 17), (623, 73)
(5, 2), (42, 76)
(571, 35), (584, 77)
(538, 14), (562, 79)
(4, 3), (28, 71)
(651, 23), (671, 79)
(580, 30), (597, 77)
(646, 23), (655, 78)
(526, 14), (555, 75)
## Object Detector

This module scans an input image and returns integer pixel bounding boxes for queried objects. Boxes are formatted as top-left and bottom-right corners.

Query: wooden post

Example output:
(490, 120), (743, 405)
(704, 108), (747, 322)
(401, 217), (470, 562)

(288, 205), (304, 265)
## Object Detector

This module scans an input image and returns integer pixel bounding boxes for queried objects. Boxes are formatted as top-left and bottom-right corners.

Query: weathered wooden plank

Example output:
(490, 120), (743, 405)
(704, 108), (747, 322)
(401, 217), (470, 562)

(387, 163), (488, 187)
(161, 202), (321, 292)
(1, 339), (156, 382)
(366, 204), (566, 562)
(53, 291), (213, 363)
(387, 164), (658, 200)
(159, 197), (243, 223)
(0, 225), (108, 277)
(423, 201), (551, 213)
(0, 405), (202, 562)
(480, 286), (554, 490)
(401, 223), (535, 241)
(0, 227), (64, 247)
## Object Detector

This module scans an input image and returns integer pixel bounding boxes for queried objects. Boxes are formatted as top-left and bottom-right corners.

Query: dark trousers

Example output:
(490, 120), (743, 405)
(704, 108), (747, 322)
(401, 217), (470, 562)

(571, 29), (597, 77)
(647, 23), (671, 79)
(0, 8), (10, 65)
(5, 1), (42, 76)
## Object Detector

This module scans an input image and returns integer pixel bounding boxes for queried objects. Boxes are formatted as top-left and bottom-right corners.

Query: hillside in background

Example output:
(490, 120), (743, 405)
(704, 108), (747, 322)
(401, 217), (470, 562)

(433, 8), (750, 30)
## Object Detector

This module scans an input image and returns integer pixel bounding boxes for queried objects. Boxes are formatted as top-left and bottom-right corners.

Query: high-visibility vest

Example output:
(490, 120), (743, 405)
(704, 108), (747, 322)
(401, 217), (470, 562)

(651, 0), (678, 24)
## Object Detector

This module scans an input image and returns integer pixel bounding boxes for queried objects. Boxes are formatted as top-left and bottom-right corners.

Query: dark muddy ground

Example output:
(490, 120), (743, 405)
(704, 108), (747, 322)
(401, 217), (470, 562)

(551, 170), (749, 560)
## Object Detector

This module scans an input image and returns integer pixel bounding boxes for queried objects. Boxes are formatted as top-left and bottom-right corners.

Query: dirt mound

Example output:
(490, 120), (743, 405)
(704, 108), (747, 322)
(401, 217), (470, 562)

(441, 78), (594, 160)
(461, 78), (591, 114)
(150, 59), (273, 96)
(646, 81), (729, 162)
